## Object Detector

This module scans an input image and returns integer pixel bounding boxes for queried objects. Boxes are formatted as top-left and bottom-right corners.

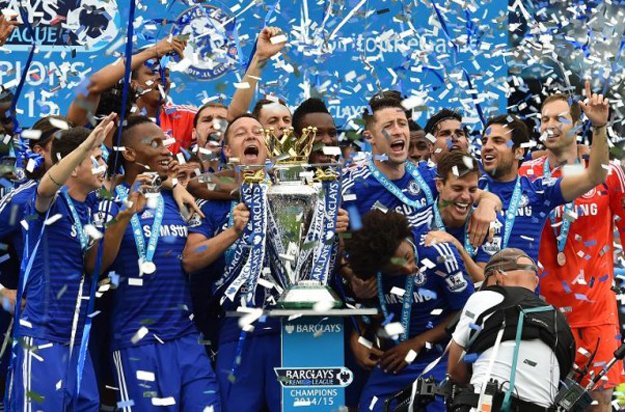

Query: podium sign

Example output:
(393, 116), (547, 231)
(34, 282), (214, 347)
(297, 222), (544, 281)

(279, 316), (350, 410)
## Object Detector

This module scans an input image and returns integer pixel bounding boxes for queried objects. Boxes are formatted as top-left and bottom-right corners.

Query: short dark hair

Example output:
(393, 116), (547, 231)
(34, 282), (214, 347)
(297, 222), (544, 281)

(436, 151), (479, 182)
(51, 127), (91, 165)
(292, 97), (331, 134)
(193, 102), (227, 128)
(363, 93), (406, 130)
(95, 82), (136, 119)
(344, 210), (412, 279)
(484, 114), (529, 148)
(121, 115), (155, 146)
(541, 93), (581, 124)
(251, 98), (288, 120)
(223, 113), (259, 145)
(30, 115), (74, 150)
(408, 120), (422, 132)
(424, 109), (462, 135)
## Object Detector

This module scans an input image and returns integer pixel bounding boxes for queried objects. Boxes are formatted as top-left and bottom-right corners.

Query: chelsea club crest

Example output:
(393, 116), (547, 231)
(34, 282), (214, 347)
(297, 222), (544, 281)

(170, 4), (238, 81)
(407, 180), (422, 196)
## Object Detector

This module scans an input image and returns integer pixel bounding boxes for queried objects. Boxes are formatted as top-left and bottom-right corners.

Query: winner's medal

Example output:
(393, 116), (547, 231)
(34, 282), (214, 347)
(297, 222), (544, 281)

(140, 259), (157, 275)
(557, 252), (566, 266)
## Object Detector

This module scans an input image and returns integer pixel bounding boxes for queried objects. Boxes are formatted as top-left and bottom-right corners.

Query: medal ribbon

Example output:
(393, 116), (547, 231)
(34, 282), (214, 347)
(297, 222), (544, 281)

(485, 177), (522, 249)
(376, 240), (419, 342)
(115, 186), (164, 269)
(543, 159), (575, 256)
(367, 160), (434, 208)
(62, 188), (89, 251)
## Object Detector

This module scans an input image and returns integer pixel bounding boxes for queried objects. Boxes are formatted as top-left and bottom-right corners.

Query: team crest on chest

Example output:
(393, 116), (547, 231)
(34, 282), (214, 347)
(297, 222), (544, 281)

(407, 180), (422, 196)
(581, 187), (597, 199)
(413, 271), (427, 287)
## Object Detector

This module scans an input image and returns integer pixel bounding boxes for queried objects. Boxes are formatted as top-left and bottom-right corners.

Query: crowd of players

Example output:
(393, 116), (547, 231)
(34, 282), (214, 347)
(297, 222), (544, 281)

(0, 20), (623, 412)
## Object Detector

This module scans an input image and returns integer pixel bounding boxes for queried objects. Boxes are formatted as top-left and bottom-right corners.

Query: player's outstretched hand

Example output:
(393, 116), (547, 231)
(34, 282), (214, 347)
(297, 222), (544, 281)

(579, 79), (609, 128)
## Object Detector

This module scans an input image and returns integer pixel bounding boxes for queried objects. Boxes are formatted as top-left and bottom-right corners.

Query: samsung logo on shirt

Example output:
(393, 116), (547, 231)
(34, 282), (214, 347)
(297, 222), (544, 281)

(384, 291), (435, 304)
(143, 224), (188, 238)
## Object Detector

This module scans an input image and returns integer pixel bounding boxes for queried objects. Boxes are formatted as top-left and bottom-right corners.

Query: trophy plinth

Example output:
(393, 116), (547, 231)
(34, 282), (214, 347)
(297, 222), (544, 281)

(276, 280), (342, 309)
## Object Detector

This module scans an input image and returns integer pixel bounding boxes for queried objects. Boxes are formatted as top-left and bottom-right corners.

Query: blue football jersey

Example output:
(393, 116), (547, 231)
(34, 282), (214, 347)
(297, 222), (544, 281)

(476, 175), (566, 263)
(106, 187), (196, 350)
(187, 199), (280, 344)
(377, 230), (474, 362)
(341, 161), (437, 229)
(18, 188), (91, 343)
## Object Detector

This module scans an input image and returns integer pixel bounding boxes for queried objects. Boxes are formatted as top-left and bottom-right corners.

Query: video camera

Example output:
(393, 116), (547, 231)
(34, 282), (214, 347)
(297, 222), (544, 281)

(384, 342), (625, 412)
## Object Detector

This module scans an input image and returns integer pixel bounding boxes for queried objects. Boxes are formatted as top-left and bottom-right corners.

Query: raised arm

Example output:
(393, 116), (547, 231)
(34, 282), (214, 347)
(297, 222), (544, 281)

(182, 202), (249, 273)
(36, 114), (115, 213)
(227, 27), (287, 121)
(560, 80), (610, 202)
(67, 36), (186, 125)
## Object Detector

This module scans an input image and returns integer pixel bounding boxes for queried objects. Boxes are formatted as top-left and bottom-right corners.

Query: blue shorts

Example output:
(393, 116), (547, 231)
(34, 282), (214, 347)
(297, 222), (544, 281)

(216, 332), (281, 412)
(112, 333), (220, 412)
(9, 335), (99, 412)
(358, 357), (447, 412)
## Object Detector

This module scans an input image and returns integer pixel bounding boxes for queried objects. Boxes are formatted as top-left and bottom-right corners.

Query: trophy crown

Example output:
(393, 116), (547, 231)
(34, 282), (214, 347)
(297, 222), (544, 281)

(264, 126), (317, 164)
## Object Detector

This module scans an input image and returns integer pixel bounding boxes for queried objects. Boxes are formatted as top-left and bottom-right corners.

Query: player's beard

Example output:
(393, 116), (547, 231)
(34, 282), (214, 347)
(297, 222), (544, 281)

(486, 156), (514, 180)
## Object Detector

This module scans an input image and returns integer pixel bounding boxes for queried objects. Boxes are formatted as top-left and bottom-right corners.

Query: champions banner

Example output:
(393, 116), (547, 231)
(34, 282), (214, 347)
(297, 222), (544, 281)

(0, 0), (507, 131)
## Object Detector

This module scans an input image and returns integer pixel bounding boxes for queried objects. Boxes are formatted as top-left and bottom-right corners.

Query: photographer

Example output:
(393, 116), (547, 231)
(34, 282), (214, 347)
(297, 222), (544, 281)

(447, 248), (575, 411)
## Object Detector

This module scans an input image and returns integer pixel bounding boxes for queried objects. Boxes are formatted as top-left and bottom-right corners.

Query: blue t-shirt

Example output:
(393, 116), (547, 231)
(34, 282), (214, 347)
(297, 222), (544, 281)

(188, 199), (280, 344)
(476, 175), (566, 264)
(106, 188), (196, 350)
(377, 230), (474, 362)
(17, 188), (92, 343)
(341, 161), (437, 229)
(0, 180), (37, 289)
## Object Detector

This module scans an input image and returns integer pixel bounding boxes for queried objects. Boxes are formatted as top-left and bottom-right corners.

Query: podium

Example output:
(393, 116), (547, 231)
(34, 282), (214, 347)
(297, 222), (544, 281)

(230, 308), (378, 411)
(274, 308), (378, 411)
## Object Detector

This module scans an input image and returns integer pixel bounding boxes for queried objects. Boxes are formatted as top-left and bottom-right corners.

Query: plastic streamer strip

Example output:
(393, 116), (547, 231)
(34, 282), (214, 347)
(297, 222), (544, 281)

(72, 241), (105, 406)
(4, 207), (51, 409)
(9, 7), (37, 171)
(110, 0), (138, 178)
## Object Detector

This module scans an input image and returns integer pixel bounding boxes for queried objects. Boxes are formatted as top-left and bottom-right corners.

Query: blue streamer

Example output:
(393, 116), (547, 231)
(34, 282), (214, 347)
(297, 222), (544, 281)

(72, 238), (105, 409)
(5, 206), (51, 409)
(110, 0), (137, 178)
(8, 7), (37, 173)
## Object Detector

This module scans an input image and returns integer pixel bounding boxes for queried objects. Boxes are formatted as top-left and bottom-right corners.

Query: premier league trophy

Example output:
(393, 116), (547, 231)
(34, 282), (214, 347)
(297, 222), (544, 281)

(264, 127), (343, 309)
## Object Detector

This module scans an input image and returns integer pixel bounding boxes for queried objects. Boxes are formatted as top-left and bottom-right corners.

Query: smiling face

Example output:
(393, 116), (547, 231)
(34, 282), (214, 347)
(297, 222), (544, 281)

(124, 122), (173, 178)
(368, 107), (410, 165)
(224, 116), (268, 166)
(432, 119), (469, 163)
(481, 123), (522, 181)
(436, 172), (479, 227)
(540, 98), (577, 153)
